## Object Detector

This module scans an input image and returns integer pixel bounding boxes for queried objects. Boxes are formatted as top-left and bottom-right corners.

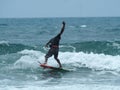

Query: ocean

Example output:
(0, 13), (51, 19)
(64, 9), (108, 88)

(0, 17), (120, 90)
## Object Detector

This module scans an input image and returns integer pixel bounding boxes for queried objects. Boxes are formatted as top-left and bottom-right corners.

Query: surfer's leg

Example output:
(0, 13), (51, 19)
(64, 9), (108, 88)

(44, 57), (48, 64)
(55, 57), (62, 68)
(54, 48), (62, 68)
(54, 55), (62, 68)
(44, 49), (53, 64)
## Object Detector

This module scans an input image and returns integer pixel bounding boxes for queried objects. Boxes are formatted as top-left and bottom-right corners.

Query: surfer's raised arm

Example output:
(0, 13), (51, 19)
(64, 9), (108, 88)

(59, 21), (65, 35)
(45, 21), (65, 48)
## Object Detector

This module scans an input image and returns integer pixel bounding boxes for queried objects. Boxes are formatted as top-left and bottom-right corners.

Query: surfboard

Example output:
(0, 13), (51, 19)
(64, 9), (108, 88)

(40, 64), (69, 72)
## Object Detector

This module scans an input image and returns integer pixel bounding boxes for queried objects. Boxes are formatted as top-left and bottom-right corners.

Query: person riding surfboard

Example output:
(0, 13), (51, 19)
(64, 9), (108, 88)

(44, 21), (66, 68)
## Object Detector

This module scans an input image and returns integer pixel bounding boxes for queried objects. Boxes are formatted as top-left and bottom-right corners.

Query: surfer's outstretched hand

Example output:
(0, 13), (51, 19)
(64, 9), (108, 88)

(62, 21), (65, 25)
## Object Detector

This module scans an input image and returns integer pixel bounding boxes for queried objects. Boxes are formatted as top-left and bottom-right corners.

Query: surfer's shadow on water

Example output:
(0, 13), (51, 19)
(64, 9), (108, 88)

(41, 69), (67, 79)
(39, 69), (67, 85)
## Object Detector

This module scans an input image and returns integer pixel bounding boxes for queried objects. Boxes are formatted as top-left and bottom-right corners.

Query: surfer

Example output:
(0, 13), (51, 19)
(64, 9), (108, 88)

(44, 21), (66, 68)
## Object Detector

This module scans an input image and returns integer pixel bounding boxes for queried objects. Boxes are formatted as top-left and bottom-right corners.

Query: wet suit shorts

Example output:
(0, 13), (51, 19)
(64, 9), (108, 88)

(45, 47), (59, 59)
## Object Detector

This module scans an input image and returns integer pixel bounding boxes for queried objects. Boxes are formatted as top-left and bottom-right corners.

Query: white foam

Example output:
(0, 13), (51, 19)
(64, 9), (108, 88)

(59, 52), (120, 71)
(14, 49), (120, 71)
(0, 84), (120, 90)
(0, 41), (9, 45)
(80, 25), (87, 28)
(14, 50), (45, 69)
(112, 42), (120, 49)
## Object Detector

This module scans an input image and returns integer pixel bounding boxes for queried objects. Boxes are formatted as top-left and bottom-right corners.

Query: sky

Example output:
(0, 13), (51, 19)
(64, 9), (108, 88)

(0, 0), (120, 18)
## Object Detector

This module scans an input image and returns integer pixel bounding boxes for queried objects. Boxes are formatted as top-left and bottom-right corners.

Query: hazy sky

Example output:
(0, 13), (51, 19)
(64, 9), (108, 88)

(0, 0), (120, 18)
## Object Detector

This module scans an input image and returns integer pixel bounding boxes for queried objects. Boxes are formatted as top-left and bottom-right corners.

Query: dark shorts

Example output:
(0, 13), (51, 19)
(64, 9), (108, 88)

(45, 48), (59, 59)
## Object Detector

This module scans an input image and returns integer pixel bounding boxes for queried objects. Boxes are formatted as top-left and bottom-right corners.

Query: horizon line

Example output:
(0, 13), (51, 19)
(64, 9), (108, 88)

(0, 16), (120, 19)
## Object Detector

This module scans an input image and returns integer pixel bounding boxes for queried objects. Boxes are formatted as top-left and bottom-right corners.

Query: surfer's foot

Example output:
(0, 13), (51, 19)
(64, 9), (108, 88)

(59, 66), (62, 69)
(43, 62), (47, 65)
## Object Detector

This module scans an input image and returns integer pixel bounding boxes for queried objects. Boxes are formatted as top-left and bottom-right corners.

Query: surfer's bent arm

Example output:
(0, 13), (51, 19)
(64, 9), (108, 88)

(45, 39), (52, 47)
(59, 21), (65, 35)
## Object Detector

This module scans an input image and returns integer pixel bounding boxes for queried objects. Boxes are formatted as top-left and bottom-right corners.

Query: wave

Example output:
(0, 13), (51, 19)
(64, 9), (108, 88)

(0, 41), (120, 55)
(9, 49), (120, 72)
(0, 42), (34, 55)
(62, 41), (120, 55)
(0, 84), (120, 90)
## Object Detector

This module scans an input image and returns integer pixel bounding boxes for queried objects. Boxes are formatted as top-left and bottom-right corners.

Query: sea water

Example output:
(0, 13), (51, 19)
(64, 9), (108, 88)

(0, 17), (120, 90)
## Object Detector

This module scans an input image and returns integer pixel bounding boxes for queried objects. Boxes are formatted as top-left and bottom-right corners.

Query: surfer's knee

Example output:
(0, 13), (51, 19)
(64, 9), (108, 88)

(45, 55), (47, 58)
(45, 54), (50, 59)
(54, 56), (58, 60)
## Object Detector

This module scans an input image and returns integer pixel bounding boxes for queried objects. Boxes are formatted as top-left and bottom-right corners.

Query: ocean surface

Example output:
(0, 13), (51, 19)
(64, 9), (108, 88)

(0, 17), (120, 90)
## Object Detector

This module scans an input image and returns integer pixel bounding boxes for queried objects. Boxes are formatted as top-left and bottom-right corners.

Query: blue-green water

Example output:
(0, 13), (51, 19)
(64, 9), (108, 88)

(0, 17), (120, 90)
